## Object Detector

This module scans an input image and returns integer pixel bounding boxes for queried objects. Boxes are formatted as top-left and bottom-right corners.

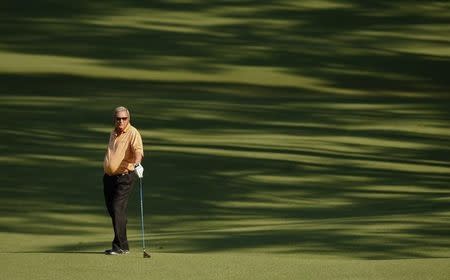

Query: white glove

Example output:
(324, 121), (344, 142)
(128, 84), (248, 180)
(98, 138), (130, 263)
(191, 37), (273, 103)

(134, 163), (144, 178)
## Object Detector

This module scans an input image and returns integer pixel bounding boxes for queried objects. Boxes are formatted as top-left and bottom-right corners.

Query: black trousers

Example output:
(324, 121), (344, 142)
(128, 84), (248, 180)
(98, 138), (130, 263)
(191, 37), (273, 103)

(103, 173), (135, 251)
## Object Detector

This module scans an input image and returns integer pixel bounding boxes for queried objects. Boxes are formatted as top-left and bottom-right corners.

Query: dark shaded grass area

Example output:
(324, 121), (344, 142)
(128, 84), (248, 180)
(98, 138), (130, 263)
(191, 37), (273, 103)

(1, 0), (450, 259)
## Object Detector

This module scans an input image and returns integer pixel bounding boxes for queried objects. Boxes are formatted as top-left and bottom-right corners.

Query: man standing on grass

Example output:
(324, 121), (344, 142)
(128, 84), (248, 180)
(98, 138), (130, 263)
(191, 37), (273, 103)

(103, 106), (144, 255)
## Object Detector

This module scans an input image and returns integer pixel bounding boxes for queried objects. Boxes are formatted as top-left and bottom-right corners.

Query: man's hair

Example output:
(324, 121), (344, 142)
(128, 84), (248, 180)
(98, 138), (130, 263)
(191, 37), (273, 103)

(113, 106), (131, 122)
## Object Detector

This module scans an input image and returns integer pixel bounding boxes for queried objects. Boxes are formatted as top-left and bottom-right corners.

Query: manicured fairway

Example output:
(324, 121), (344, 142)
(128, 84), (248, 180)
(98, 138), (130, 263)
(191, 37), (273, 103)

(1, 1), (449, 279)
(2, 253), (450, 280)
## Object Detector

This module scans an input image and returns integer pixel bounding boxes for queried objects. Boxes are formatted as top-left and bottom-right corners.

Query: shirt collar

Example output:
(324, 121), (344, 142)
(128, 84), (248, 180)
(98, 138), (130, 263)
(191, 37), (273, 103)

(114, 123), (131, 136)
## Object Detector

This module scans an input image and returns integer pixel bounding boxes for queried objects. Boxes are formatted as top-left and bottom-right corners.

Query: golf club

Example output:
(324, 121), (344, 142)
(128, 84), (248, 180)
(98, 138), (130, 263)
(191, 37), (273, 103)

(139, 177), (151, 258)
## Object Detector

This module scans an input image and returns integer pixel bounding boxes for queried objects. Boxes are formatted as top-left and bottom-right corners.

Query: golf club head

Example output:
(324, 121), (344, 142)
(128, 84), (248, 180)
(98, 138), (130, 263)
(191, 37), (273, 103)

(143, 251), (151, 258)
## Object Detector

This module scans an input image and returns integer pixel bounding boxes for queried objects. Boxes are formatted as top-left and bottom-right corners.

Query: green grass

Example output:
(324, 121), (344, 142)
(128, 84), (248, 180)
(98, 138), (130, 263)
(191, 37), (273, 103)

(2, 253), (449, 280)
(1, 0), (450, 279)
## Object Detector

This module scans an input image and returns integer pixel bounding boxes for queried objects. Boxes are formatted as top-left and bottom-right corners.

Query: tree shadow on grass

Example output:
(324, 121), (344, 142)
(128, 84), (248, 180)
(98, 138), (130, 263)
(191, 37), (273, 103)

(1, 0), (450, 259)
(1, 73), (449, 259)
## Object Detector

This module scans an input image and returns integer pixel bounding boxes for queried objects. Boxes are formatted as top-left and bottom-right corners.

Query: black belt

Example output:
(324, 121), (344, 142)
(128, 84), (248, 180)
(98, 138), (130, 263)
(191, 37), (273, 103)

(107, 172), (131, 177)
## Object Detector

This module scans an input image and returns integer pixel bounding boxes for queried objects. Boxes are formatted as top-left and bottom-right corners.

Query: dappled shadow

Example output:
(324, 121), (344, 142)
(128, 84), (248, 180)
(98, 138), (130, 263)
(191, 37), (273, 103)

(1, 0), (449, 259)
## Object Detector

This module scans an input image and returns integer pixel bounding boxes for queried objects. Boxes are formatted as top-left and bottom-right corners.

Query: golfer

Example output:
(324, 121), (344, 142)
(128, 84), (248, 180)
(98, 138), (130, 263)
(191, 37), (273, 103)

(103, 106), (144, 255)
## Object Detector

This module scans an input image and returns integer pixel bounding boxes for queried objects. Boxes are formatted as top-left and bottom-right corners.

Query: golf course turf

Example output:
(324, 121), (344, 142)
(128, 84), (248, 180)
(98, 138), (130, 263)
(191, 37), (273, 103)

(1, 1), (449, 279)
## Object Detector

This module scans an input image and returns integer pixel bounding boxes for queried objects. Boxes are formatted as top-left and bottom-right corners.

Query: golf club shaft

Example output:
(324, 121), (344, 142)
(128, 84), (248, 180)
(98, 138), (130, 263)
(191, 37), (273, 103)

(139, 177), (146, 251)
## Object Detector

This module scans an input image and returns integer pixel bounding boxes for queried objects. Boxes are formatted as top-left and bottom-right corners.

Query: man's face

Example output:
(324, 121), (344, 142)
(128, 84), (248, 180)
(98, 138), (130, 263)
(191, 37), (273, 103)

(115, 110), (129, 132)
